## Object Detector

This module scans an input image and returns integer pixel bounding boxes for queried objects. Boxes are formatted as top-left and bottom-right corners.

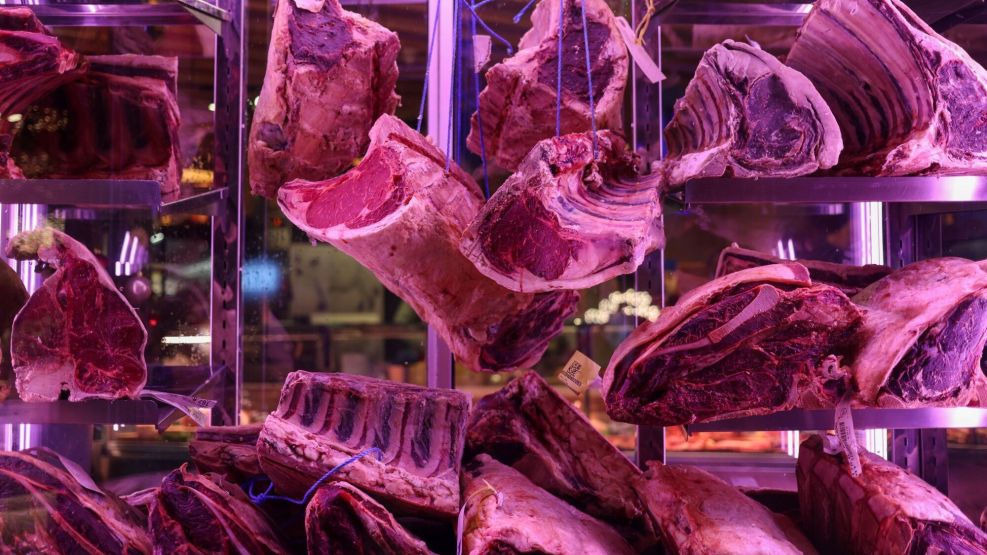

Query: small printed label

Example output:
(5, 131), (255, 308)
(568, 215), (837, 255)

(834, 394), (862, 477)
(558, 351), (601, 394)
(474, 35), (492, 73)
(614, 17), (665, 84)
(142, 389), (216, 428)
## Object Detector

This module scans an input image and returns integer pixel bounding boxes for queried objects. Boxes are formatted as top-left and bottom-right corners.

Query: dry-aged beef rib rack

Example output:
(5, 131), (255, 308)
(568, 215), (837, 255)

(248, 0), (400, 199)
(467, 0), (628, 171)
(189, 424), (263, 482)
(278, 114), (578, 372)
(460, 131), (663, 293)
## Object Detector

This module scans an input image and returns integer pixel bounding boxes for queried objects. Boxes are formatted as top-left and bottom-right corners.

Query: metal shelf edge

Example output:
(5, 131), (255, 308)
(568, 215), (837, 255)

(684, 176), (987, 205)
(0, 399), (158, 425)
(685, 407), (987, 432)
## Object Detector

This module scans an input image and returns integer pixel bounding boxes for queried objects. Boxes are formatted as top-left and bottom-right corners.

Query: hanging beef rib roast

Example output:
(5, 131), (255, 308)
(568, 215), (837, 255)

(787, 0), (987, 175)
(248, 0), (400, 199)
(7, 228), (147, 402)
(603, 264), (863, 426)
(189, 424), (263, 482)
(278, 114), (578, 372)
(460, 131), (663, 292)
(662, 40), (842, 188)
(467, 0), (628, 171)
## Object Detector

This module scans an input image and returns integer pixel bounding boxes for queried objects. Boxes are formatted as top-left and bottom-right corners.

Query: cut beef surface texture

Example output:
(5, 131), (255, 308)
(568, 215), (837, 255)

(461, 131), (663, 292)
(787, 0), (987, 175)
(467, 0), (627, 171)
(278, 114), (578, 372)
(257, 371), (470, 519)
(189, 424), (263, 482)
(798, 434), (987, 554)
(662, 39), (842, 188)
(603, 263), (863, 426)
(7, 228), (147, 402)
(249, 0), (400, 198)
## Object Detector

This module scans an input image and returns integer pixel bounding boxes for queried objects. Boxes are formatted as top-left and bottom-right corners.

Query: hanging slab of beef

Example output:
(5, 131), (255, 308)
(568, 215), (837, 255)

(248, 0), (400, 199)
(662, 39), (842, 189)
(0, 261), (28, 401)
(189, 424), (263, 482)
(716, 244), (892, 297)
(7, 228), (147, 402)
(798, 434), (987, 554)
(603, 263), (863, 426)
(464, 371), (661, 551)
(460, 131), (663, 293)
(466, 0), (628, 171)
(642, 462), (817, 554)
(278, 114), (579, 372)
(787, 0), (987, 176)
(257, 371), (470, 519)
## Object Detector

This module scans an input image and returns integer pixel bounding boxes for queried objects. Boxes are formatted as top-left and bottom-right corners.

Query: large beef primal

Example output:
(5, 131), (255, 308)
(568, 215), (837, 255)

(603, 263), (863, 426)
(662, 40), (842, 188)
(460, 131), (663, 292)
(787, 0), (987, 175)
(7, 228), (147, 402)
(467, 0), (628, 171)
(248, 0), (400, 198)
(189, 424), (263, 482)
(278, 115), (578, 372)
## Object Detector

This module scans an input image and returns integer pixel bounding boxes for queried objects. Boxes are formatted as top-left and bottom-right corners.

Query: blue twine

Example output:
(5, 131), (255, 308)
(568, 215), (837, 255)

(469, 1), (490, 197)
(578, 0), (598, 158)
(461, 0), (513, 54)
(555, 0), (564, 136)
(417, 0), (444, 132)
(246, 447), (383, 506)
(512, 0), (539, 23)
(472, 0), (495, 9)
(445, 0), (463, 171)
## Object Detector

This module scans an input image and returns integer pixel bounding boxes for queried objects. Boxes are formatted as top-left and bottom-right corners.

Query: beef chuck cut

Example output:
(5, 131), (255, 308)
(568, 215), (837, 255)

(798, 434), (987, 554)
(467, 0), (627, 171)
(249, 0), (400, 199)
(189, 424), (263, 482)
(662, 40), (842, 188)
(7, 228), (147, 402)
(460, 131), (663, 292)
(603, 264), (863, 426)
(278, 114), (578, 372)
(787, 0), (987, 176)
(257, 371), (470, 519)
(0, 261), (28, 401)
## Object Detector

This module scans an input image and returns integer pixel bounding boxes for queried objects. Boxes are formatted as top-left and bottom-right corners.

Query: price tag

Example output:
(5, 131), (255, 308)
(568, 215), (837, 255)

(142, 389), (216, 428)
(614, 17), (665, 84)
(474, 35), (492, 73)
(558, 351), (601, 394)
(834, 394), (862, 477)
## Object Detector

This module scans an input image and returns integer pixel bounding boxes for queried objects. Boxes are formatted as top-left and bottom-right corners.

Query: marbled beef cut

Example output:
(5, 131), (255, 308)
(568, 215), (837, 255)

(467, 0), (627, 171)
(787, 0), (987, 176)
(189, 424), (263, 482)
(278, 115), (578, 372)
(7, 228), (147, 402)
(249, 0), (400, 199)
(460, 131), (663, 293)
(663, 40), (842, 188)
(603, 264), (863, 426)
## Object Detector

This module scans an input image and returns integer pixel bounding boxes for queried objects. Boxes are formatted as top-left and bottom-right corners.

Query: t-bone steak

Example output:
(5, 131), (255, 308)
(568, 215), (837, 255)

(189, 424), (263, 482)
(248, 0), (400, 199)
(466, 0), (628, 171)
(278, 114), (578, 372)
(7, 228), (147, 402)
(257, 371), (470, 519)
(798, 434), (987, 554)
(787, 0), (987, 176)
(460, 131), (663, 292)
(0, 260), (28, 401)
(662, 39), (842, 188)
(603, 263), (863, 426)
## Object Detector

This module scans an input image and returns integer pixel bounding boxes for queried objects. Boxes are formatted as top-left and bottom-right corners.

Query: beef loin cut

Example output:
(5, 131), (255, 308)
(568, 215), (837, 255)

(7, 228), (147, 402)
(189, 424), (263, 482)
(257, 371), (470, 519)
(466, 0), (628, 171)
(603, 264), (863, 426)
(461, 455), (637, 555)
(716, 244), (892, 297)
(464, 371), (661, 551)
(0, 261), (28, 401)
(662, 40), (842, 188)
(642, 463), (817, 554)
(787, 0), (987, 176)
(460, 131), (663, 292)
(278, 114), (578, 372)
(305, 483), (434, 555)
(798, 434), (987, 554)
(248, 0), (400, 199)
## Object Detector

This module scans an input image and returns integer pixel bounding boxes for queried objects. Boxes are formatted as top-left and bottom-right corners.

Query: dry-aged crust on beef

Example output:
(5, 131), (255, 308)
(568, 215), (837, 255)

(798, 435), (987, 554)
(464, 372), (661, 551)
(460, 131), (663, 293)
(642, 462), (818, 554)
(189, 424), (263, 481)
(460, 455), (637, 555)
(662, 40), (842, 188)
(467, 0), (628, 171)
(603, 263), (863, 426)
(278, 115), (578, 372)
(248, 0), (400, 198)
(257, 371), (470, 519)
(787, 0), (987, 176)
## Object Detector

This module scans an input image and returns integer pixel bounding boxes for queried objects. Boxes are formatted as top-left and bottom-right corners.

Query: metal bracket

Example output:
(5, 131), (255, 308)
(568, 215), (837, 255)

(176, 0), (230, 34)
